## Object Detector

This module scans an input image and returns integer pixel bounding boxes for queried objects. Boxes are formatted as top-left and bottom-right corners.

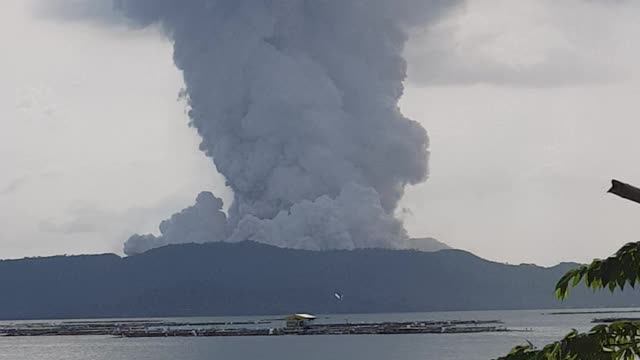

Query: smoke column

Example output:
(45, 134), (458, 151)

(118, 0), (458, 255)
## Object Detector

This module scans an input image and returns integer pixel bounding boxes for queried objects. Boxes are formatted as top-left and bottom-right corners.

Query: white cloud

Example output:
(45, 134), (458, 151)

(406, 0), (639, 87)
(399, 0), (640, 266)
(31, 0), (123, 25)
(0, 0), (230, 258)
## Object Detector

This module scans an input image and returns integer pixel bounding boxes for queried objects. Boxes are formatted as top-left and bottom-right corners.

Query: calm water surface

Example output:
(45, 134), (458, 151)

(0, 308), (633, 360)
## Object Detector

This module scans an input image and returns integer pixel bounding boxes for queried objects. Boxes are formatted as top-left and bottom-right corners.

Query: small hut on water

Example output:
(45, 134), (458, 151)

(285, 314), (316, 329)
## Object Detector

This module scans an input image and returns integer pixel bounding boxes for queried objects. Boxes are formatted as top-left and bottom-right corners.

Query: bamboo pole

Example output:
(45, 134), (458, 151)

(608, 179), (640, 205)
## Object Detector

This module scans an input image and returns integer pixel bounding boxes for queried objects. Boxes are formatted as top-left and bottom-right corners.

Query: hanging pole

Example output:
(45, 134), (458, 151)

(608, 179), (640, 205)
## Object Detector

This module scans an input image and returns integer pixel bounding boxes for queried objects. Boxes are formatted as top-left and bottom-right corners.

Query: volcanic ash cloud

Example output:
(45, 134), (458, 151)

(117, 1), (458, 255)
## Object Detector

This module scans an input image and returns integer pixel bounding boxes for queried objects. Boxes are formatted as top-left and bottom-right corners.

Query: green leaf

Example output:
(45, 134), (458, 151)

(501, 239), (640, 359)
(497, 322), (640, 360)
(554, 242), (640, 300)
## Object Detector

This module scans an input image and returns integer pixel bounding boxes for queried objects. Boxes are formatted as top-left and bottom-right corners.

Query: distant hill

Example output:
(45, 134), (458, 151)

(0, 241), (638, 320)
(408, 237), (452, 252)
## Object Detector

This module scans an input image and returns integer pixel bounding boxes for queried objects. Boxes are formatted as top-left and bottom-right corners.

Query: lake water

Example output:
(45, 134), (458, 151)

(0, 308), (634, 360)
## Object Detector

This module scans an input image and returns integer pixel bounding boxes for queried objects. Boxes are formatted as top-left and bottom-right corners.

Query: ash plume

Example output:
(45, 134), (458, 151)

(114, 0), (459, 255)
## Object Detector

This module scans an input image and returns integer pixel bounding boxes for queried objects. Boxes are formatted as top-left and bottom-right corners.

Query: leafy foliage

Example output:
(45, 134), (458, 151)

(498, 240), (640, 359)
(497, 180), (640, 359)
(555, 242), (640, 300)
(497, 322), (640, 360)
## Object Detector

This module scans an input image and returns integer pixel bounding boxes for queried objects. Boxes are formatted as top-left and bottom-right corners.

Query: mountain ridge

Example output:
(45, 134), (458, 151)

(0, 241), (636, 320)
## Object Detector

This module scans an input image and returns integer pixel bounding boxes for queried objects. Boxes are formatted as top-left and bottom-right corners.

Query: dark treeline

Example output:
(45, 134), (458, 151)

(0, 241), (638, 320)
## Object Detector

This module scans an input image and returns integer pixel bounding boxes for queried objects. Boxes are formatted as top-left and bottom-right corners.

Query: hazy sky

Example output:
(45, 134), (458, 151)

(2, 0), (640, 265)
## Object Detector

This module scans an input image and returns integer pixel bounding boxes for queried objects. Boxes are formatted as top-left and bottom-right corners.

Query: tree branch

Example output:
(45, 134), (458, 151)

(609, 180), (640, 205)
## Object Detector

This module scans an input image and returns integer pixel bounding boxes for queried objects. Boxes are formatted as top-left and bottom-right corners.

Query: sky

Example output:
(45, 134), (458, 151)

(1, 0), (640, 266)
